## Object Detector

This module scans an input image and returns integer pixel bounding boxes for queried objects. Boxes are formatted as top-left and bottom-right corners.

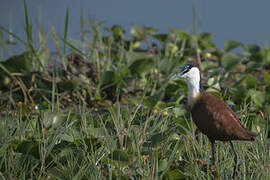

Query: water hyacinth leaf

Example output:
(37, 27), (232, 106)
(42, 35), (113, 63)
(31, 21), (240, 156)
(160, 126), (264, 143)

(264, 72), (270, 86)
(43, 111), (66, 129)
(131, 26), (157, 41)
(129, 58), (155, 77)
(224, 40), (243, 52)
(111, 149), (129, 162)
(1, 51), (34, 73)
(221, 53), (241, 71)
(126, 51), (150, 63)
(245, 74), (259, 89)
(143, 96), (158, 108)
(58, 79), (81, 92)
(158, 158), (169, 172)
(197, 33), (216, 48)
(246, 61), (261, 72)
(16, 140), (40, 159)
(152, 33), (168, 43)
(260, 47), (270, 67)
(87, 127), (106, 138)
(173, 107), (187, 117)
(248, 89), (265, 108)
(170, 29), (190, 41)
(150, 133), (166, 146)
(167, 169), (185, 180)
(100, 70), (115, 86)
(110, 24), (125, 39)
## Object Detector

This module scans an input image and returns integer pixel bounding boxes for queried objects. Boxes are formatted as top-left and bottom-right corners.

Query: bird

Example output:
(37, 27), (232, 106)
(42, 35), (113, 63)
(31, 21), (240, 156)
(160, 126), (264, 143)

(170, 64), (257, 178)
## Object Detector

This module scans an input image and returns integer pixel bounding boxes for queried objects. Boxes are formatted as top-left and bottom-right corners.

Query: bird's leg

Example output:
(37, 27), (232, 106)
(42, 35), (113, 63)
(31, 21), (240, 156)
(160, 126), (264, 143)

(210, 140), (216, 166)
(229, 141), (238, 179)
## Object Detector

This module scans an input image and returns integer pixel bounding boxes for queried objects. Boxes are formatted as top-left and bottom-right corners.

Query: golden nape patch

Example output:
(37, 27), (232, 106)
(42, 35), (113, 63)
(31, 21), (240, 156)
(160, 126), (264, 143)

(188, 93), (201, 107)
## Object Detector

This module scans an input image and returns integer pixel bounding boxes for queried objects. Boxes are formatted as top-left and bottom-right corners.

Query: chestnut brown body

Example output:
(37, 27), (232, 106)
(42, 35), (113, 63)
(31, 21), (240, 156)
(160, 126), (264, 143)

(191, 92), (257, 142)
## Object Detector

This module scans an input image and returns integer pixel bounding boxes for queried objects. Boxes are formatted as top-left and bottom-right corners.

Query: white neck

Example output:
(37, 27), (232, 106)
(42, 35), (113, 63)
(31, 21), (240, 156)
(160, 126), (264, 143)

(182, 67), (201, 105)
(186, 77), (200, 100)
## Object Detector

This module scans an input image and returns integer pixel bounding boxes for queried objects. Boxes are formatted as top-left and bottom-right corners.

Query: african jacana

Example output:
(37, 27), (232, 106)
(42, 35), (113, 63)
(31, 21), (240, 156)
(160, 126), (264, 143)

(171, 64), (257, 178)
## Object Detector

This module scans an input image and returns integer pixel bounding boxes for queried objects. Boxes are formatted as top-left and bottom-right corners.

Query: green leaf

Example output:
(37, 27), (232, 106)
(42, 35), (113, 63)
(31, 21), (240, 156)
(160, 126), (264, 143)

(173, 107), (187, 117)
(221, 53), (241, 71)
(264, 72), (270, 86)
(167, 169), (185, 180)
(129, 58), (155, 77)
(248, 90), (265, 108)
(151, 33), (168, 43)
(143, 97), (158, 108)
(131, 26), (157, 41)
(100, 70), (115, 86)
(110, 24), (125, 38)
(43, 111), (66, 129)
(260, 47), (270, 67)
(224, 40), (243, 52)
(58, 79), (81, 92)
(87, 127), (106, 138)
(1, 51), (34, 73)
(170, 29), (191, 41)
(245, 74), (259, 89)
(16, 140), (40, 159)
(111, 149), (129, 162)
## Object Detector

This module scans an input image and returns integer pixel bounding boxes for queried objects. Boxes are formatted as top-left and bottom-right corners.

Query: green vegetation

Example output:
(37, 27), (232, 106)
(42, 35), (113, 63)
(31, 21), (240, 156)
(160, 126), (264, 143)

(0, 4), (269, 180)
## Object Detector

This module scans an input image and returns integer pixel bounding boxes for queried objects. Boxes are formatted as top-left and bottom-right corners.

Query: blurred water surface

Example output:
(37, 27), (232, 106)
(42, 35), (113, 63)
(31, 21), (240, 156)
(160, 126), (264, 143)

(1, 0), (270, 58)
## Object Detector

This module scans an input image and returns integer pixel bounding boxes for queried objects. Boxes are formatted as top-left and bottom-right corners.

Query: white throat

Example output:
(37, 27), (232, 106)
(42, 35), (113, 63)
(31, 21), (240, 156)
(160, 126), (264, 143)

(186, 76), (200, 100)
(182, 67), (201, 104)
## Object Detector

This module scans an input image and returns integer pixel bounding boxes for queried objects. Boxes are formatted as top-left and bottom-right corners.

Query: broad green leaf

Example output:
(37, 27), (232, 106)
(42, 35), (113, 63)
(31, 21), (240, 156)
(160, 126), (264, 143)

(131, 26), (157, 41)
(43, 111), (66, 129)
(87, 127), (106, 138)
(245, 74), (259, 89)
(58, 79), (80, 92)
(260, 47), (270, 67)
(1, 51), (34, 73)
(264, 72), (270, 86)
(221, 53), (241, 71)
(170, 29), (190, 41)
(129, 58), (155, 77)
(224, 40), (243, 52)
(143, 97), (158, 108)
(248, 90), (265, 108)
(167, 169), (185, 180)
(152, 33), (168, 43)
(16, 140), (40, 159)
(111, 149), (129, 162)
(110, 24), (125, 38)
(173, 107), (187, 117)
(100, 70), (115, 86)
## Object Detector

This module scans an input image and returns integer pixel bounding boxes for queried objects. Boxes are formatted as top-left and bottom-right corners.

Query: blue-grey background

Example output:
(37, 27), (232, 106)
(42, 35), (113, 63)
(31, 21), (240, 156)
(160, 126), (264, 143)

(1, 0), (270, 58)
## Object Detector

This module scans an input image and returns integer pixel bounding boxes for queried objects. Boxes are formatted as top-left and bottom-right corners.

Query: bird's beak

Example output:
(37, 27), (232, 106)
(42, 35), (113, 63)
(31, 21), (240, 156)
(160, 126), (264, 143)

(170, 71), (184, 80)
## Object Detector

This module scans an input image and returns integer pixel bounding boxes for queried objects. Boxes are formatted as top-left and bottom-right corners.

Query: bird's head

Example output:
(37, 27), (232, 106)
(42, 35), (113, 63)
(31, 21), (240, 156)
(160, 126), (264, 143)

(170, 64), (200, 82)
